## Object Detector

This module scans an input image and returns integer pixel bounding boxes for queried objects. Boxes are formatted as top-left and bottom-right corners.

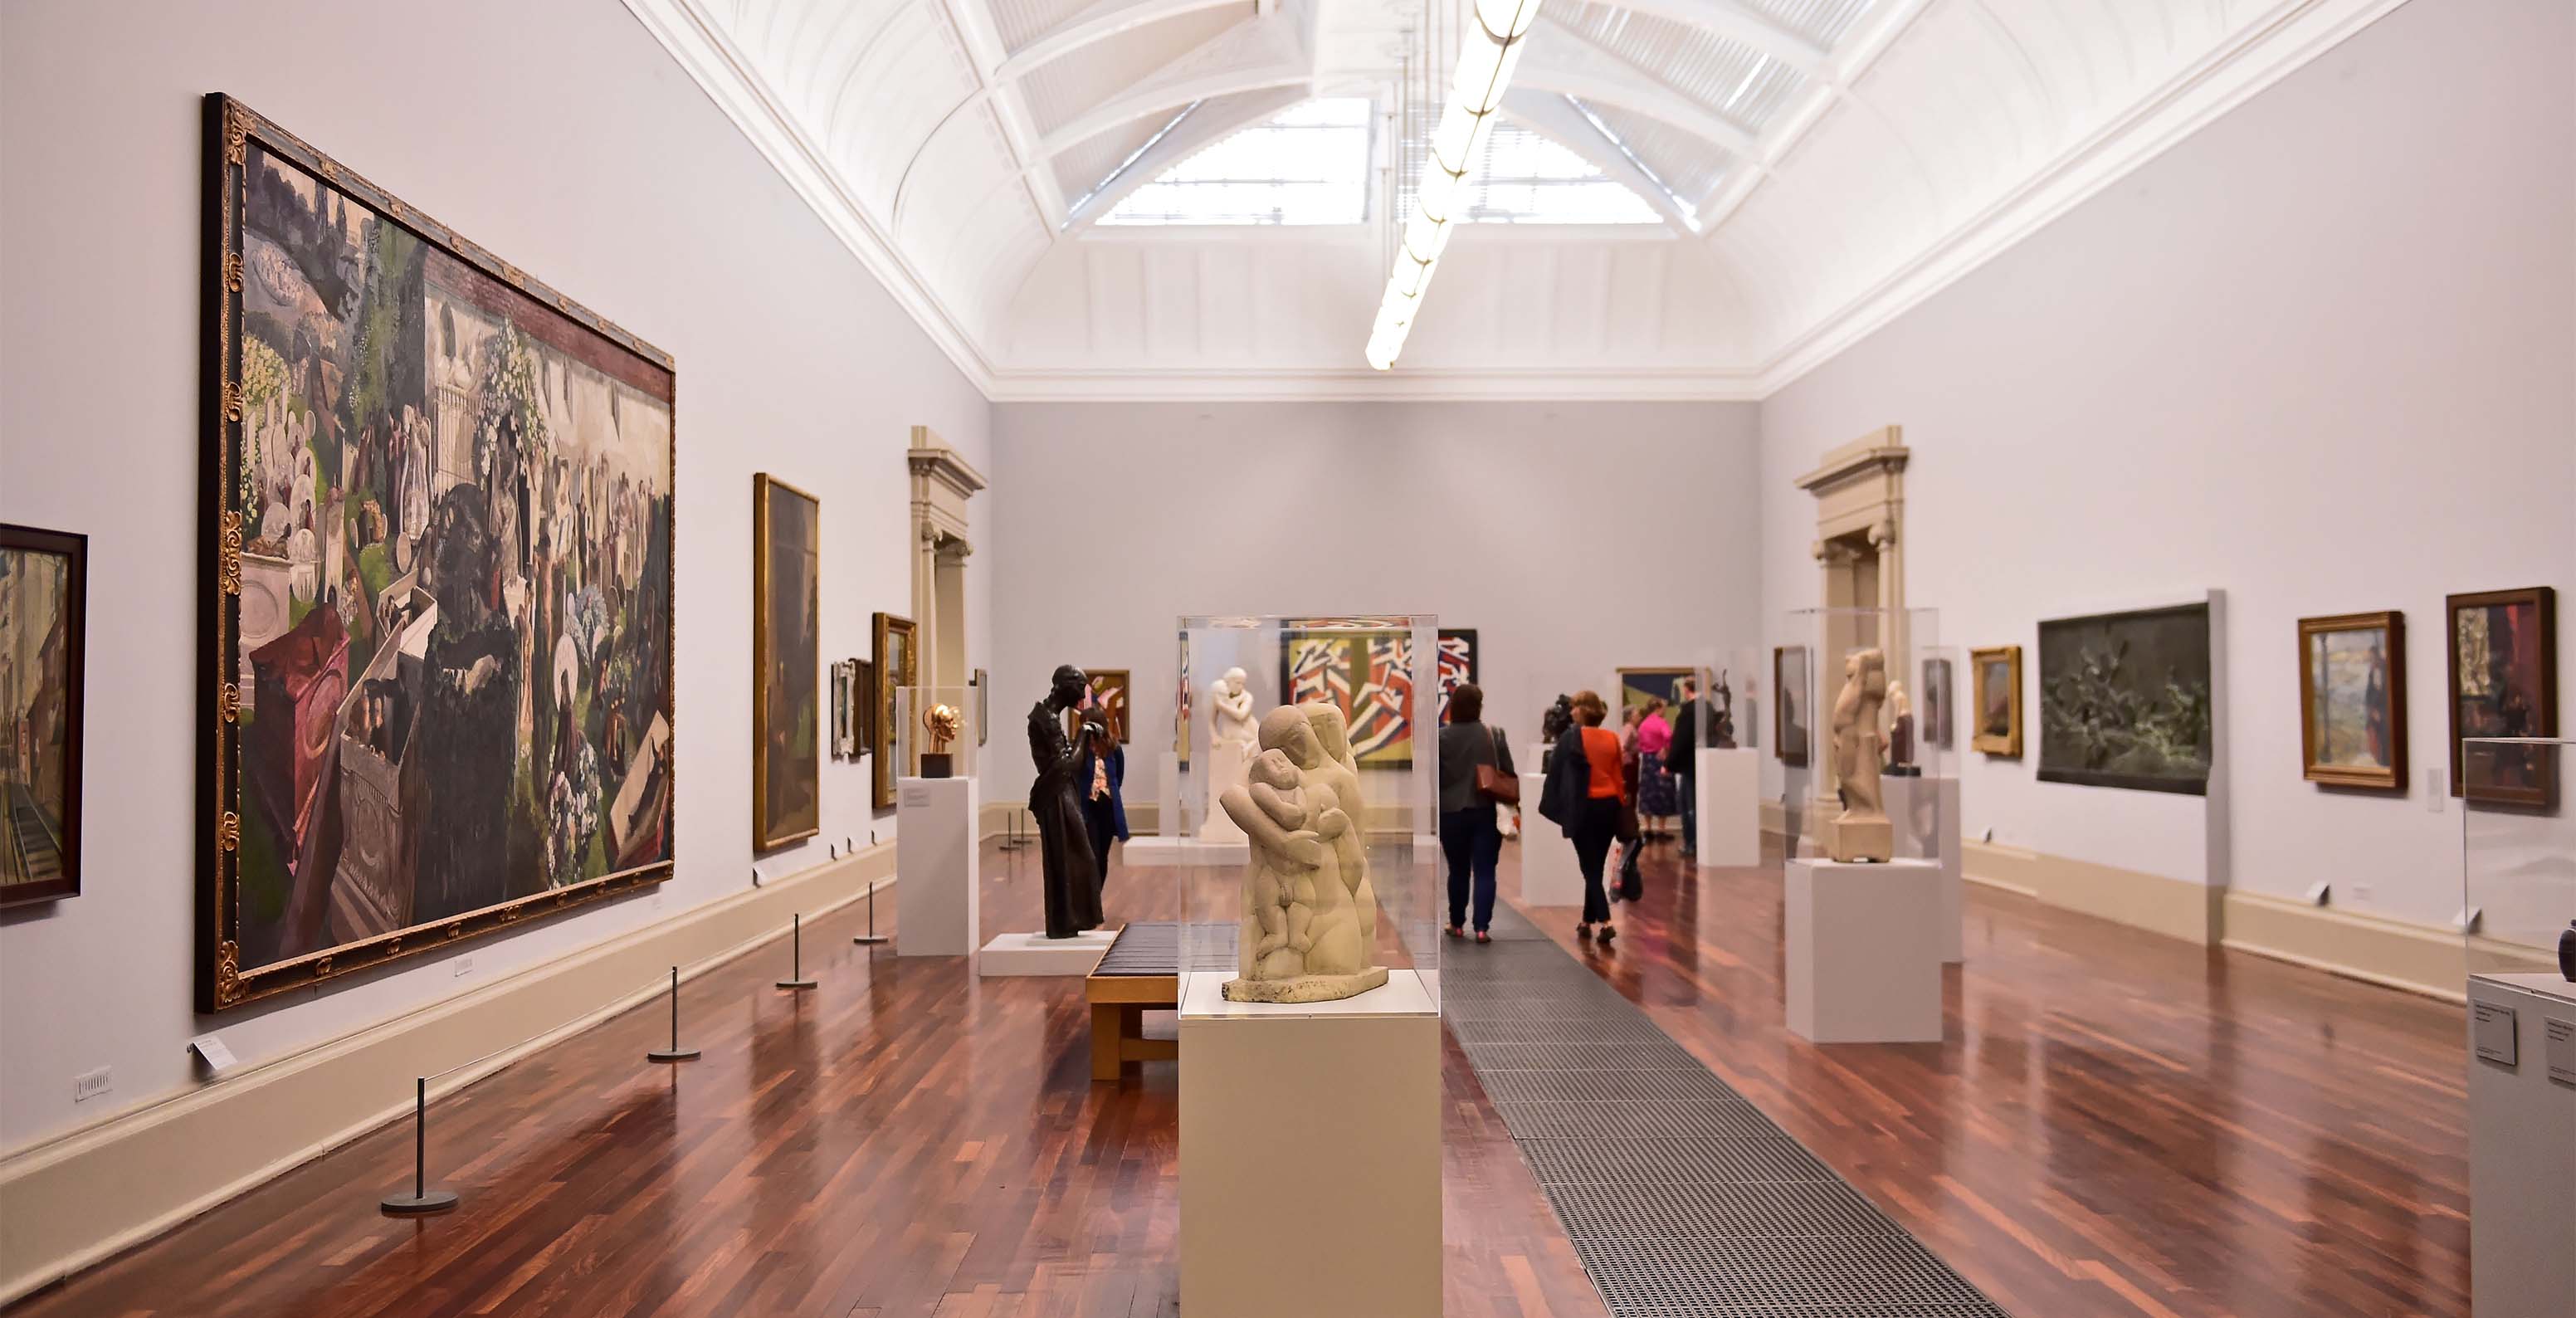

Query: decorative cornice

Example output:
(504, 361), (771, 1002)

(1794, 427), (1908, 493)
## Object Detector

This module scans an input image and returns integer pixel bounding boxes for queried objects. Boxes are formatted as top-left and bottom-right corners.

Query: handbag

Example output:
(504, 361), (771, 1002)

(1475, 726), (1520, 805)
(1617, 840), (1644, 901)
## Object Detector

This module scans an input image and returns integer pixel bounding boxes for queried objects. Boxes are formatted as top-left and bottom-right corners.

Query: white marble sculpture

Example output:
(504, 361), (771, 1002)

(1827, 647), (1893, 862)
(1199, 667), (1257, 841)
(1221, 704), (1388, 1003)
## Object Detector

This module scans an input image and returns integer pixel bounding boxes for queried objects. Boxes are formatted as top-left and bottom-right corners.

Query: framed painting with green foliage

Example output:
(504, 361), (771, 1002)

(2037, 603), (2212, 793)
(198, 96), (676, 1011)
(753, 475), (819, 849)
(2, 524), (85, 907)
(1969, 646), (2022, 757)
(1278, 623), (1420, 767)
(2298, 611), (2404, 790)
(871, 613), (914, 808)
(2446, 587), (2557, 807)
(1082, 668), (1133, 743)
(1773, 647), (1809, 765)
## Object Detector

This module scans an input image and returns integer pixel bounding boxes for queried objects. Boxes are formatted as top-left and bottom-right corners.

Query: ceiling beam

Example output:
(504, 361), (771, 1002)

(1036, 8), (1313, 158)
(995, 0), (1250, 83)
(1581, 0), (1829, 77)
(1692, 0), (1934, 237)
(1517, 17), (1764, 162)
(1498, 90), (1701, 236)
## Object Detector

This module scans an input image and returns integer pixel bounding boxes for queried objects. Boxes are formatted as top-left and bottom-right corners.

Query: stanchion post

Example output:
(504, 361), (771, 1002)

(380, 1076), (460, 1216)
(777, 912), (818, 989)
(646, 965), (700, 1062)
(852, 880), (889, 945)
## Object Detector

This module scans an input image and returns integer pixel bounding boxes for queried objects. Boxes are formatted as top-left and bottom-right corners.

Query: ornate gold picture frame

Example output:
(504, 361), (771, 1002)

(1970, 646), (2022, 757)
(871, 613), (915, 809)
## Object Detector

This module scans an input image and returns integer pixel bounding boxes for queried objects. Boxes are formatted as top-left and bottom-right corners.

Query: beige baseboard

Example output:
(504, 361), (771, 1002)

(2219, 890), (2467, 1003)
(0, 846), (892, 1307)
(1961, 839), (2222, 945)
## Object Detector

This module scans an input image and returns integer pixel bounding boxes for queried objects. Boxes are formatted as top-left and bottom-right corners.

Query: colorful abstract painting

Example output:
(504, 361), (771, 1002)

(1280, 627), (1420, 766)
(1437, 629), (1477, 722)
(202, 98), (676, 1009)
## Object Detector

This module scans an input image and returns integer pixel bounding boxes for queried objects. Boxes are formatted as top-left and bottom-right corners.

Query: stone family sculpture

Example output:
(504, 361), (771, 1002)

(1827, 648), (1895, 863)
(1027, 665), (1107, 939)
(1200, 666), (1256, 841)
(1222, 704), (1388, 1003)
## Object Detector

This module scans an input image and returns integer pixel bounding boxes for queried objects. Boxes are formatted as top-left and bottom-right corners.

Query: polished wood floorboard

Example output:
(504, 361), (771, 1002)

(1495, 832), (2471, 1318)
(10, 829), (2472, 1318)
(7, 842), (1604, 1318)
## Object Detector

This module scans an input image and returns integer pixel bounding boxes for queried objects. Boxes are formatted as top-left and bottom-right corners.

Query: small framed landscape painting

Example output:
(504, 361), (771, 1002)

(2298, 612), (2404, 790)
(1921, 657), (1955, 749)
(1773, 647), (1809, 765)
(2445, 587), (2557, 807)
(1, 523), (85, 907)
(1970, 646), (2022, 758)
(871, 613), (915, 809)
(753, 475), (821, 850)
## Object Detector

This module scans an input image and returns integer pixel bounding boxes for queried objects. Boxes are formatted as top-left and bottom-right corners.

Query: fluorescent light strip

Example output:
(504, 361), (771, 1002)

(1366, 0), (1542, 371)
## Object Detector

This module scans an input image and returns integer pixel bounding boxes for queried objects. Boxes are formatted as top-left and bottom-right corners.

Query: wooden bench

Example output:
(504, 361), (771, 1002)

(1084, 921), (1237, 1081)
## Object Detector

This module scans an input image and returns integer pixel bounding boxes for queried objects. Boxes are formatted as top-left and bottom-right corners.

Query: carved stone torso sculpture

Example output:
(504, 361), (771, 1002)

(1220, 704), (1388, 1003)
(1827, 648), (1894, 862)
(1027, 665), (1106, 938)
(1200, 666), (1258, 841)
(1885, 681), (1915, 775)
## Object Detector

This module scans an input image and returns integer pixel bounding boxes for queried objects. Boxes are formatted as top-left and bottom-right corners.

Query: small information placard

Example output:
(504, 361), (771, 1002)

(900, 782), (930, 809)
(2546, 1018), (2575, 1088)
(188, 1033), (239, 1075)
(2471, 1001), (2519, 1067)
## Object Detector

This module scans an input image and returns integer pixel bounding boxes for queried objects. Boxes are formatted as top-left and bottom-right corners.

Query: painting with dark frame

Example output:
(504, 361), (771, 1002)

(2, 524), (85, 906)
(827, 659), (856, 760)
(1773, 646), (1809, 766)
(2299, 611), (2405, 791)
(2446, 587), (2557, 807)
(1970, 646), (2022, 757)
(753, 475), (819, 849)
(973, 667), (988, 748)
(200, 96), (676, 1011)
(2037, 603), (2212, 793)
(1083, 669), (1133, 744)
(1920, 657), (1954, 749)
(871, 613), (914, 809)
(853, 659), (876, 765)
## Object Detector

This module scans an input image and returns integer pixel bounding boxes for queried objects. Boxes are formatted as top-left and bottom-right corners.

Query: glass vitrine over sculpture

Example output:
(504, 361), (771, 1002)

(2461, 738), (2575, 983)
(1779, 608), (1949, 871)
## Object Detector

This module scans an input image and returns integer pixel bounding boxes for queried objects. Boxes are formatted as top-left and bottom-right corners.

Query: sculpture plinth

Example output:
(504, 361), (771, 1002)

(1221, 966), (1388, 1003)
(1827, 817), (1893, 863)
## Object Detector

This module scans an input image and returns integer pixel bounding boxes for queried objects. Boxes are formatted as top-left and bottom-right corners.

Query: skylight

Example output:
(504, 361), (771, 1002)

(1099, 98), (1373, 227)
(1459, 120), (1661, 225)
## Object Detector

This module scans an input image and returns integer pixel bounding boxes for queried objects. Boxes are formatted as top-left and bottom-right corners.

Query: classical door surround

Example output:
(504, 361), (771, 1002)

(908, 427), (984, 703)
(1794, 426), (1910, 803)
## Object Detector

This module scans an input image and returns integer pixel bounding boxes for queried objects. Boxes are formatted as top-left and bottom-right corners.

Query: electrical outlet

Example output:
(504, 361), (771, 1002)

(452, 954), (474, 979)
(73, 1067), (111, 1103)
(2352, 883), (2374, 902)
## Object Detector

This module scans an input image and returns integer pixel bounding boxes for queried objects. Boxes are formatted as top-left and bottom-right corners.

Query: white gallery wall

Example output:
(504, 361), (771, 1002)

(984, 402), (1764, 811)
(1757, 0), (2575, 930)
(0, 0), (989, 1153)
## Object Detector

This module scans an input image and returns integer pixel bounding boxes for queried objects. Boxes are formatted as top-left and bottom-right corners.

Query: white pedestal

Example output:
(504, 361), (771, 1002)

(1783, 857), (1943, 1043)
(1518, 772), (1583, 906)
(1200, 739), (1251, 841)
(2467, 973), (2576, 1318)
(1694, 747), (1761, 868)
(978, 929), (1117, 976)
(1180, 970), (1441, 1318)
(1157, 748), (1182, 838)
(1883, 775), (1963, 964)
(1122, 836), (1250, 867)
(895, 776), (978, 957)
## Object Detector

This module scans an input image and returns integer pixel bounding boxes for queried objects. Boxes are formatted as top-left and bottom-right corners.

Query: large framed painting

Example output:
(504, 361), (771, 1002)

(1921, 657), (1955, 749)
(2298, 611), (2405, 790)
(1, 524), (85, 907)
(201, 97), (676, 1010)
(1437, 629), (1478, 723)
(2037, 604), (2212, 793)
(1773, 647), (1809, 766)
(753, 475), (819, 850)
(1970, 646), (2022, 757)
(1279, 622), (1420, 767)
(1617, 666), (1694, 724)
(1083, 669), (1133, 743)
(871, 613), (915, 809)
(2446, 588), (2557, 807)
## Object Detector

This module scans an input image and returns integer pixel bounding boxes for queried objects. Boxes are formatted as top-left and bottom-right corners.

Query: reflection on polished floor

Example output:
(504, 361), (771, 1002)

(7, 832), (2468, 1318)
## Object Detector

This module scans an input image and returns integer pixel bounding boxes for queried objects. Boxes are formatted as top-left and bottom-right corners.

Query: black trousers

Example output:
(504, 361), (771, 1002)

(1569, 796), (1620, 924)
(1440, 806), (1501, 931)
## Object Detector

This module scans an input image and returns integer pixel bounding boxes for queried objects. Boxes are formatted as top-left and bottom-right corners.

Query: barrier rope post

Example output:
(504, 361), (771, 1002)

(646, 966), (700, 1062)
(379, 1076), (461, 1216)
(778, 912), (818, 989)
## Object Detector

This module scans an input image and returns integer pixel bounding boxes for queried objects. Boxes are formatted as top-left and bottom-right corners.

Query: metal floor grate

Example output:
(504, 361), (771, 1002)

(1444, 915), (2012, 1318)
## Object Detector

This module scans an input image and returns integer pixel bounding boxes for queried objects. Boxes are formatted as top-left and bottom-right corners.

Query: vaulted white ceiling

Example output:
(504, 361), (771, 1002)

(623, 0), (2412, 398)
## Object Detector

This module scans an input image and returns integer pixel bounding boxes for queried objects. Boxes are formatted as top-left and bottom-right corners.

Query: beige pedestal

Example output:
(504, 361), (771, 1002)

(1518, 771), (1583, 906)
(1180, 971), (1441, 1318)
(1784, 857), (1943, 1043)
(895, 776), (978, 957)
(2467, 973), (2576, 1318)
(1694, 747), (1761, 867)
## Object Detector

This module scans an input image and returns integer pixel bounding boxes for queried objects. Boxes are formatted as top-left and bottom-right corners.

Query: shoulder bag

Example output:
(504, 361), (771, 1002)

(1474, 725), (1520, 805)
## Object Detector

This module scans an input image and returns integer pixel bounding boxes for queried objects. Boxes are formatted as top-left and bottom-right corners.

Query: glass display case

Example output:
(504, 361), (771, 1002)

(1172, 614), (1441, 1012)
(2461, 737), (2575, 982)
(892, 685), (978, 783)
(1779, 608), (1951, 868)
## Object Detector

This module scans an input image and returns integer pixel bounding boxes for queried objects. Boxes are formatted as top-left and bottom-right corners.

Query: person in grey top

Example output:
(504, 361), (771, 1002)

(1437, 683), (1516, 941)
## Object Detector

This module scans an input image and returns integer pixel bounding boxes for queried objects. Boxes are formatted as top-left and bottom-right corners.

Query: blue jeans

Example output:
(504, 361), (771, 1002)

(1676, 770), (1696, 853)
(1440, 807), (1501, 931)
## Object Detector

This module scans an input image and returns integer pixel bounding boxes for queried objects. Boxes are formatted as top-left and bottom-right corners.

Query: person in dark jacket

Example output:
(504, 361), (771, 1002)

(1076, 722), (1129, 899)
(1665, 676), (1701, 858)
(1437, 683), (1515, 942)
(1539, 690), (1625, 945)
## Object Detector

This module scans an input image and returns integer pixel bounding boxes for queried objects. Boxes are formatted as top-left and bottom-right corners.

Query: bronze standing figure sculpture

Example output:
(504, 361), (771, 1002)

(1028, 665), (1106, 939)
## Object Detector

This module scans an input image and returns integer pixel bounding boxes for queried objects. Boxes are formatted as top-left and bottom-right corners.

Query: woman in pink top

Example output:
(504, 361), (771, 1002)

(1637, 700), (1673, 757)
